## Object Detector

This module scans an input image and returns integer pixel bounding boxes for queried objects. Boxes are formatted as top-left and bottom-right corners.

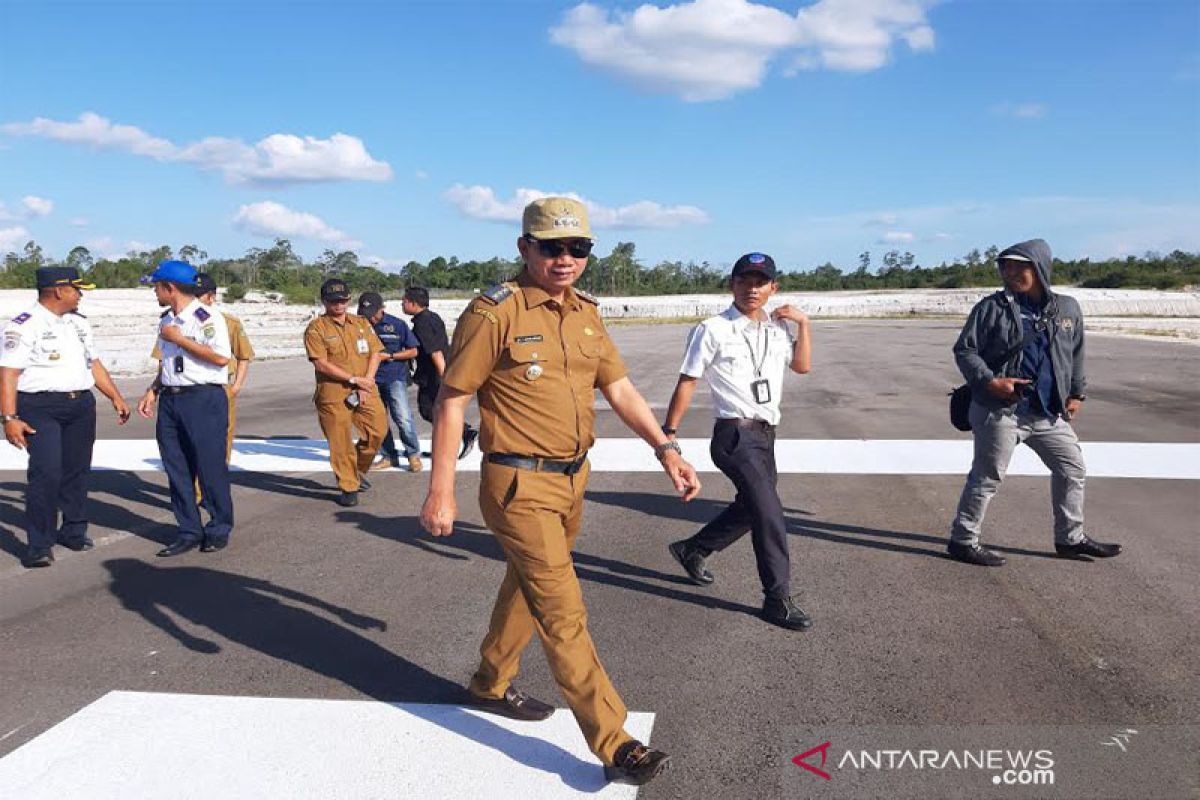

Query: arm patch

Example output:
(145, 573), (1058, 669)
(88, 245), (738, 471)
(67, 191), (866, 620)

(12, 312), (30, 324)
(480, 283), (514, 305)
(195, 307), (211, 322)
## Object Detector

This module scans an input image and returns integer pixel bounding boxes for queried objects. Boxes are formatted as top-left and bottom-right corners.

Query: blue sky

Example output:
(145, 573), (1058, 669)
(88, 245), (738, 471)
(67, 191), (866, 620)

(1, 0), (1197, 273)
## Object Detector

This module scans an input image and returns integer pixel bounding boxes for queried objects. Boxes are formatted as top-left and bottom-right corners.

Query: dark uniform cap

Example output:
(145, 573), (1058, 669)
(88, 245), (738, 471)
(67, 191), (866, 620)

(731, 252), (778, 280)
(36, 266), (96, 290)
(320, 278), (352, 301)
(195, 272), (218, 296)
(357, 291), (384, 317)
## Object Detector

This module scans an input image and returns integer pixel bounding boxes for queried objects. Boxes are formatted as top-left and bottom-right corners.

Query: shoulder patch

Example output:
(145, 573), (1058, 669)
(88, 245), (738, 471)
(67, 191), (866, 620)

(69, 310), (88, 319)
(480, 283), (514, 305)
(473, 307), (499, 325)
(194, 307), (211, 322)
(575, 288), (599, 305)
(160, 309), (172, 319)
(12, 312), (30, 324)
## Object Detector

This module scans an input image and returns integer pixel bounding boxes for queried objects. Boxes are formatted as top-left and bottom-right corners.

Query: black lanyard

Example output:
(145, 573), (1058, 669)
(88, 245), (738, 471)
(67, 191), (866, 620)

(741, 321), (769, 378)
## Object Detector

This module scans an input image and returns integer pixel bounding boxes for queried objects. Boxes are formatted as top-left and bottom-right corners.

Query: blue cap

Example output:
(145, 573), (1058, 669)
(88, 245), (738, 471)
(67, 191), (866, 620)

(141, 260), (198, 286)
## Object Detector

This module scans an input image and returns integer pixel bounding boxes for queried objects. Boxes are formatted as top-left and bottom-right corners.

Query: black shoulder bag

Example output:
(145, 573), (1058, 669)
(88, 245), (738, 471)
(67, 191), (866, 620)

(949, 336), (1029, 432)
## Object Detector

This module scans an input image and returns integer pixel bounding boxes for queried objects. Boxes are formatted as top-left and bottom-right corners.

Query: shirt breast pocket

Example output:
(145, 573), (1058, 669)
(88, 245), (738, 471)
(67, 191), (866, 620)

(718, 341), (751, 365)
(503, 341), (542, 371)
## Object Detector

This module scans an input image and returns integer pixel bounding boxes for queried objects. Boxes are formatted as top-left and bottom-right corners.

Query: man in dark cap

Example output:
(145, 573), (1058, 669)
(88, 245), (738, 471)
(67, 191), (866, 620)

(357, 291), (422, 472)
(948, 238), (1121, 566)
(0, 267), (131, 568)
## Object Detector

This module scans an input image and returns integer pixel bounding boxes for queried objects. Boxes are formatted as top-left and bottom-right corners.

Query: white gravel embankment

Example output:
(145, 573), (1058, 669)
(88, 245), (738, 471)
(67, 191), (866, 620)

(2, 287), (1196, 376)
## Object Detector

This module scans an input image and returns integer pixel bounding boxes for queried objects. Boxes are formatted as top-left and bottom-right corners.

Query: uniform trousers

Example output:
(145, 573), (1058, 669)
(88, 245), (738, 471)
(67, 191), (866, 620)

(314, 389), (386, 491)
(950, 402), (1086, 546)
(469, 460), (632, 765)
(17, 390), (97, 551)
(687, 419), (792, 599)
(157, 385), (234, 544)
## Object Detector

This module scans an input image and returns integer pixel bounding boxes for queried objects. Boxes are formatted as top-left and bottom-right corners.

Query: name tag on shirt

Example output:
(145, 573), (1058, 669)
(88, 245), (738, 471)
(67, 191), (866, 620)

(356, 338), (369, 355)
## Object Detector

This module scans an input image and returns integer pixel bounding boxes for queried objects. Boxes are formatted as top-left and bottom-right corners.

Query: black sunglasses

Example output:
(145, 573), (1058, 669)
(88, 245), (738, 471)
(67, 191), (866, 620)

(524, 235), (593, 259)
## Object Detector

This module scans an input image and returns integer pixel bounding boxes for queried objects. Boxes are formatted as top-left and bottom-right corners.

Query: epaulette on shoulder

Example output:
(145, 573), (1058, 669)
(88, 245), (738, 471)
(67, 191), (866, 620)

(12, 312), (30, 325)
(575, 288), (599, 305)
(479, 283), (515, 305)
(69, 310), (88, 319)
(194, 307), (211, 322)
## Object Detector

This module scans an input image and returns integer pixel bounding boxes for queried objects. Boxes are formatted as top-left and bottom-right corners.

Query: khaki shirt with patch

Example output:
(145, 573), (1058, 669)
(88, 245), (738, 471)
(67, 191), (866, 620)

(303, 313), (384, 402)
(443, 273), (627, 460)
(153, 310), (254, 383)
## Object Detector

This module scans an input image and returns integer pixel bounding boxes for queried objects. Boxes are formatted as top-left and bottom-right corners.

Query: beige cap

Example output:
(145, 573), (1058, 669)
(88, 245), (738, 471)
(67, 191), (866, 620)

(522, 196), (592, 240)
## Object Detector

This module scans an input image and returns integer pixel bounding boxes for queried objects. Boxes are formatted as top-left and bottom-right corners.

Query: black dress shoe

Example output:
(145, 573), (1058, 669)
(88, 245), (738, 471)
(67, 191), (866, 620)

(469, 686), (555, 721)
(761, 595), (814, 631)
(21, 548), (54, 568)
(668, 540), (714, 586)
(200, 538), (229, 553)
(947, 541), (1006, 567)
(459, 427), (479, 460)
(1055, 536), (1122, 559)
(59, 536), (95, 552)
(605, 740), (672, 785)
(337, 491), (359, 507)
(357, 476), (371, 492)
(157, 539), (200, 557)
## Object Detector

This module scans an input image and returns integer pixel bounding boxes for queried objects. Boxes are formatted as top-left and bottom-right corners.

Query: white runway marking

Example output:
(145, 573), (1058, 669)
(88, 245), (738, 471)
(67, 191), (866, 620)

(0, 691), (655, 799)
(0, 438), (1196, 479)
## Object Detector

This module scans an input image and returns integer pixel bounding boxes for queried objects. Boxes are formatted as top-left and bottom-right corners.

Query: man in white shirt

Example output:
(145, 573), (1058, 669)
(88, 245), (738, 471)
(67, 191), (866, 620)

(135, 260), (234, 557)
(662, 253), (814, 631)
(0, 267), (131, 568)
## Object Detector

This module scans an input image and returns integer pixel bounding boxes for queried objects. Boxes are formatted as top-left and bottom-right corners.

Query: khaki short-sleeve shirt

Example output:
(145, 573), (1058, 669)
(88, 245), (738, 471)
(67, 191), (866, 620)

(444, 273), (626, 459)
(304, 313), (385, 401)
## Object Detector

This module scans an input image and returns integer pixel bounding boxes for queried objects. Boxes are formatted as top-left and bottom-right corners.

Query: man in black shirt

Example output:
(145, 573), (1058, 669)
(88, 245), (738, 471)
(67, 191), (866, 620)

(401, 287), (478, 459)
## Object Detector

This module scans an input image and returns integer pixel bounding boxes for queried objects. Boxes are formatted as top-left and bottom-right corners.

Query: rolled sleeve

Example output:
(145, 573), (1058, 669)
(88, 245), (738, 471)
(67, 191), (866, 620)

(443, 304), (502, 395)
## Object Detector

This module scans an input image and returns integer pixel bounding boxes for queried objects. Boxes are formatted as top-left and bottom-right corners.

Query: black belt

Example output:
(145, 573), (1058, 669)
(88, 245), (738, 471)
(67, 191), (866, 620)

(486, 453), (588, 475)
(160, 384), (223, 395)
(18, 390), (91, 400)
(716, 417), (775, 431)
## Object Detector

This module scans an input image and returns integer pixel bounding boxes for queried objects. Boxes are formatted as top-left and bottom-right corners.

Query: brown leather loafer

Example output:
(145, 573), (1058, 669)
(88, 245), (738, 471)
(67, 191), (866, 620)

(469, 686), (555, 721)
(605, 740), (672, 785)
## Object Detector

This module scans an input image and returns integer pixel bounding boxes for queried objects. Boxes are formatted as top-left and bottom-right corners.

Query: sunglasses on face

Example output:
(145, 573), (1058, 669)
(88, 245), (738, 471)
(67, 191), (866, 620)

(524, 235), (593, 259)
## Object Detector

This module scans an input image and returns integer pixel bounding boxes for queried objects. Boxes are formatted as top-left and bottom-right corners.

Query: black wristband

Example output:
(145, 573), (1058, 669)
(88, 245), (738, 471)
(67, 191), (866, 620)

(661, 425), (677, 435)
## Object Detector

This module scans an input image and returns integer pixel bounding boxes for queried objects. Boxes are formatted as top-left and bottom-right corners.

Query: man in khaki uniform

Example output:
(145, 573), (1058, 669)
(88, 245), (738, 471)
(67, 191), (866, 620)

(304, 278), (387, 507)
(420, 197), (701, 786)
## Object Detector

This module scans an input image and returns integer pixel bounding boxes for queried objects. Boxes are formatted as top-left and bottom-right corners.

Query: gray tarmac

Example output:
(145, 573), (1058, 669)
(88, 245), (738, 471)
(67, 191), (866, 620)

(0, 320), (1197, 799)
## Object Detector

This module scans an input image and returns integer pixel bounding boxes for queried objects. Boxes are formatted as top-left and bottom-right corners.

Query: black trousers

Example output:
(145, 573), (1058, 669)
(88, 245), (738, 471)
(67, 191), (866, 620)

(157, 385), (233, 544)
(417, 376), (476, 435)
(17, 390), (97, 551)
(689, 419), (791, 599)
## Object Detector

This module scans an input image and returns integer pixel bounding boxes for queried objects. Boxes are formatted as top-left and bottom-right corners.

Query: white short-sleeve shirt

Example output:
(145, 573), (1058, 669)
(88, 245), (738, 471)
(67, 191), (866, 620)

(158, 299), (232, 387)
(0, 303), (98, 392)
(679, 305), (795, 426)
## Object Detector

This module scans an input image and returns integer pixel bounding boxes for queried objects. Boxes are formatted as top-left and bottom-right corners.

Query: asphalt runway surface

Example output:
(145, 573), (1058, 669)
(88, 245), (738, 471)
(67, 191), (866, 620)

(0, 320), (1197, 799)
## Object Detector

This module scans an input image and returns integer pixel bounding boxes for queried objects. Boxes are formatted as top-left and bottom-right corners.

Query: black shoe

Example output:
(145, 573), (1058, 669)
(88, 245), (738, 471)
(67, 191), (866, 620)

(605, 740), (672, 785)
(59, 536), (95, 552)
(1055, 536), (1122, 559)
(357, 476), (372, 492)
(668, 540), (714, 586)
(21, 548), (54, 568)
(458, 427), (479, 460)
(469, 686), (555, 721)
(156, 539), (200, 558)
(762, 595), (814, 631)
(337, 491), (359, 507)
(200, 538), (229, 553)
(947, 540), (1006, 567)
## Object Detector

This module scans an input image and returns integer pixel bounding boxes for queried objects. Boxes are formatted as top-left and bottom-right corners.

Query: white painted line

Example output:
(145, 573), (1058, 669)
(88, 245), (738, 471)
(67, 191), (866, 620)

(0, 691), (656, 799)
(0, 438), (1196, 479)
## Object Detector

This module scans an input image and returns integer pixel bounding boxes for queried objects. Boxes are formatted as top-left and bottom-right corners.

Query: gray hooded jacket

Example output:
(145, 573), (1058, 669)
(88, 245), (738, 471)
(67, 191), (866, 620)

(953, 238), (1086, 411)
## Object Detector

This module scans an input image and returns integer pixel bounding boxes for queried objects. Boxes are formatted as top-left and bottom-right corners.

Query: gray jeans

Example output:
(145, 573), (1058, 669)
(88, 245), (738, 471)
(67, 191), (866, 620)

(950, 401), (1086, 546)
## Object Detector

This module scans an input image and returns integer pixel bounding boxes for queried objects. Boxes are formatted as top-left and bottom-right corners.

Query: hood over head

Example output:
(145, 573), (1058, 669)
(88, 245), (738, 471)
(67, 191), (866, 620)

(997, 238), (1053, 291)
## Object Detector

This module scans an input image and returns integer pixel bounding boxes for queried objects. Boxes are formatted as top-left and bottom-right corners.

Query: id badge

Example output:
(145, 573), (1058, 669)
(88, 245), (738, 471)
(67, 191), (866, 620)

(750, 379), (771, 404)
(356, 338), (369, 355)
(173, 355), (185, 374)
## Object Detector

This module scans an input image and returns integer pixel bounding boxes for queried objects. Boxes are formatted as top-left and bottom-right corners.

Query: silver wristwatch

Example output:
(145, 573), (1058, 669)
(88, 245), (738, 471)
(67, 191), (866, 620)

(653, 440), (682, 460)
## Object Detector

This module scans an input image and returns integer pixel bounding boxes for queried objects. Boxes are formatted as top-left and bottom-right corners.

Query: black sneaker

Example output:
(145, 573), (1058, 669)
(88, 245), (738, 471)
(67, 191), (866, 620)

(604, 740), (671, 785)
(668, 540), (714, 585)
(337, 491), (359, 507)
(947, 541), (1006, 567)
(1055, 535), (1122, 559)
(459, 427), (479, 460)
(59, 536), (95, 552)
(21, 547), (54, 568)
(357, 476), (371, 492)
(761, 595), (813, 631)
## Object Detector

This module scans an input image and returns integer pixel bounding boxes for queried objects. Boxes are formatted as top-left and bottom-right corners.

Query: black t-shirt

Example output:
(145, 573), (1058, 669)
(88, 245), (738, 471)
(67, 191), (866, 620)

(410, 308), (449, 386)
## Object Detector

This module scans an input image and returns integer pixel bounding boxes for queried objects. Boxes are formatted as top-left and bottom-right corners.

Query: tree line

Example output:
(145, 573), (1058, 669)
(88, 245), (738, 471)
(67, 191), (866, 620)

(3, 239), (1196, 303)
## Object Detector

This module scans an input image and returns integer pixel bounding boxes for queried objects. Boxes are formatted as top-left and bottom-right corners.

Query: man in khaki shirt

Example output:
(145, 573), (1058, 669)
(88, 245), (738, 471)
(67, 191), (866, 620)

(303, 278), (387, 507)
(419, 197), (701, 787)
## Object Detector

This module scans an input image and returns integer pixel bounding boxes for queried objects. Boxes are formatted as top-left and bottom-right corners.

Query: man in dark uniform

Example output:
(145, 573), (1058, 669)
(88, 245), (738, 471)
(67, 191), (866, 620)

(0, 267), (131, 568)
(401, 287), (478, 459)
(357, 291), (422, 472)
(135, 260), (235, 557)
(419, 197), (701, 786)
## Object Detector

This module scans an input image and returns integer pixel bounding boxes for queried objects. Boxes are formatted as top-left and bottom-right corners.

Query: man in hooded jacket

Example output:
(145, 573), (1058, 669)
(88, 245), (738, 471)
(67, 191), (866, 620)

(948, 238), (1122, 566)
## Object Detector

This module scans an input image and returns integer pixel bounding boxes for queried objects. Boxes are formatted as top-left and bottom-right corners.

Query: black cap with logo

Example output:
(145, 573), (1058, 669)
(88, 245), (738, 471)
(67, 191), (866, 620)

(320, 278), (351, 301)
(357, 291), (384, 317)
(731, 252), (778, 280)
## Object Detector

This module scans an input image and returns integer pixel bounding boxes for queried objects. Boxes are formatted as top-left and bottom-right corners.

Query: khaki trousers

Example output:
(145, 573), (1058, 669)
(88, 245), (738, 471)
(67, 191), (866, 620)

(195, 387), (237, 503)
(469, 460), (632, 765)
(315, 391), (387, 491)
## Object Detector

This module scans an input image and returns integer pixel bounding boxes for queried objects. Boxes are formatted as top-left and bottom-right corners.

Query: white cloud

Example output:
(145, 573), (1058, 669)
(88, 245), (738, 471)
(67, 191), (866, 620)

(863, 212), (899, 227)
(550, 0), (938, 101)
(879, 230), (915, 243)
(69, 217), (90, 227)
(21, 195), (53, 217)
(445, 185), (710, 229)
(2, 112), (393, 185)
(0, 226), (31, 253)
(83, 237), (154, 260)
(233, 201), (362, 249)
(991, 102), (1048, 119)
(414, 169), (429, 180)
